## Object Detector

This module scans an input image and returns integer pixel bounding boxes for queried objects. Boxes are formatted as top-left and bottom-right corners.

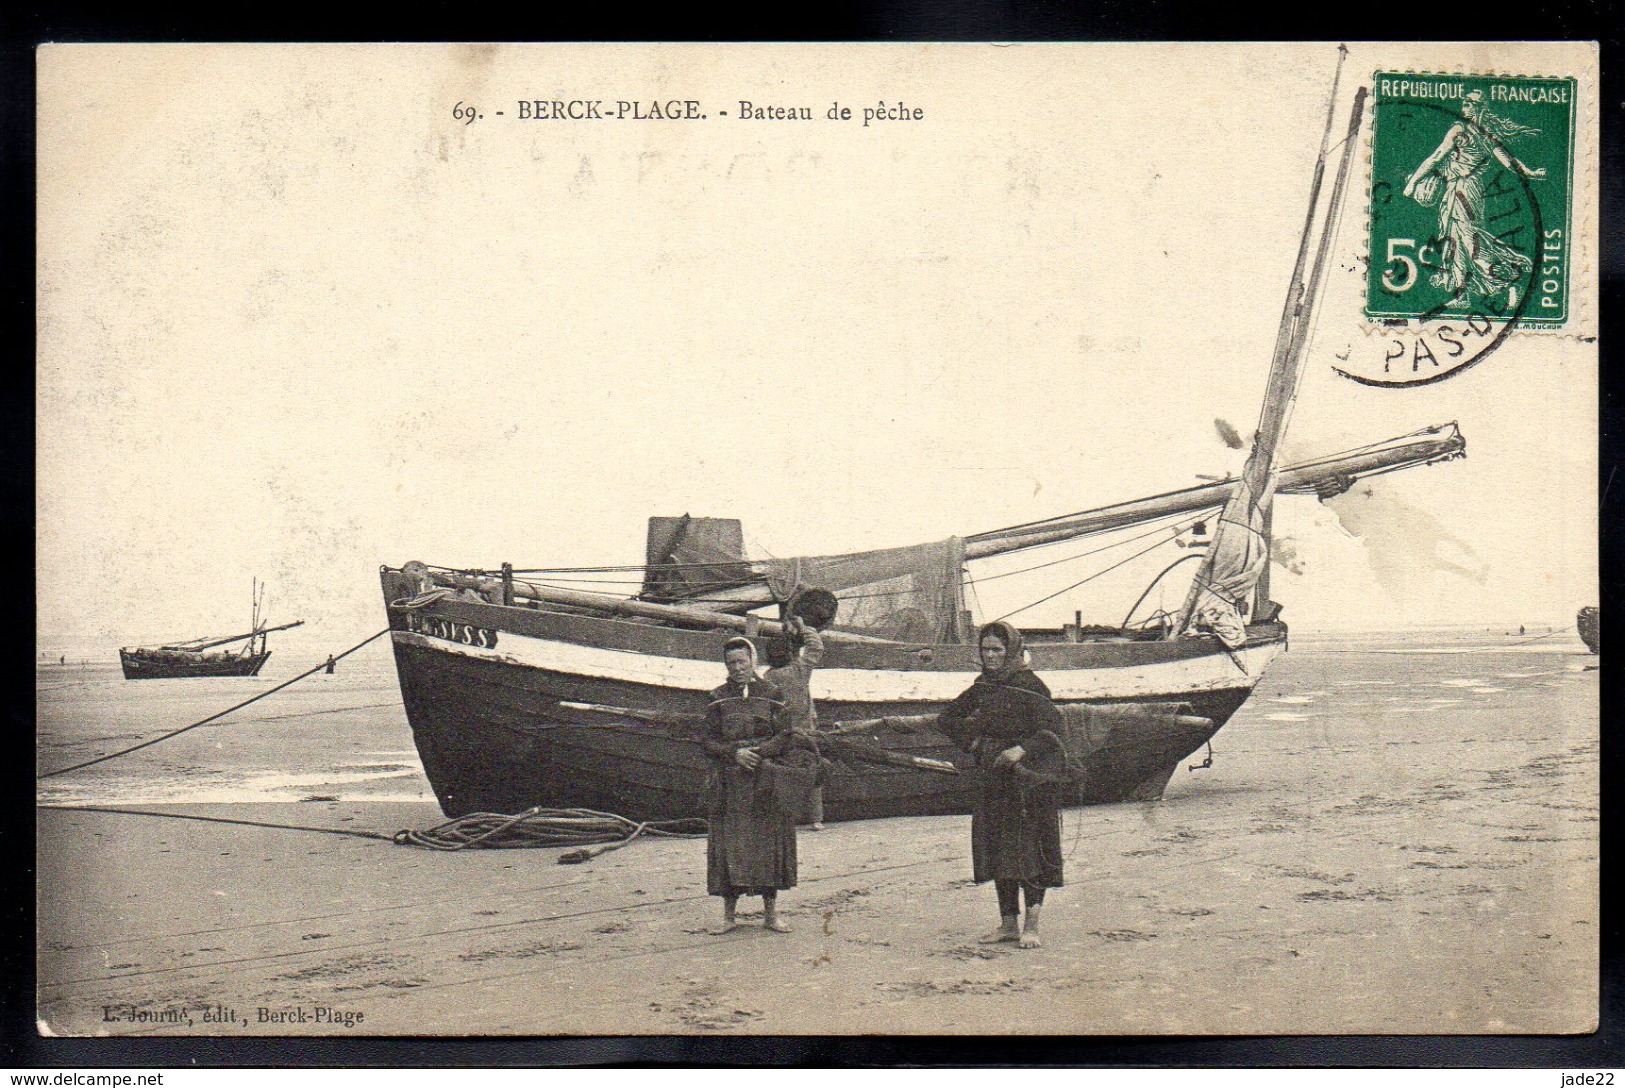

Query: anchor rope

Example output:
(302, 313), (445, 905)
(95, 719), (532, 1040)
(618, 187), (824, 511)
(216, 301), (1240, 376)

(36, 628), (392, 780)
(37, 804), (394, 841)
(38, 804), (708, 862)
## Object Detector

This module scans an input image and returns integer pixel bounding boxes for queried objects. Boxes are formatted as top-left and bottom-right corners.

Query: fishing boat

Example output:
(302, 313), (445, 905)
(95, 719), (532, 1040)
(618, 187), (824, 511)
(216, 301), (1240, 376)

(120, 580), (303, 680)
(378, 65), (1468, 823)
(1577, 606), (1599, 654)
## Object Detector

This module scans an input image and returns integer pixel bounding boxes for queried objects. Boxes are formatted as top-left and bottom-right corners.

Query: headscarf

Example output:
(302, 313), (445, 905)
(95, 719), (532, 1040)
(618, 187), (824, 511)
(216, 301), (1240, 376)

(976, 620), (1027, 684)
(720, 636), (769, 704)
(721, 636), (758, 676)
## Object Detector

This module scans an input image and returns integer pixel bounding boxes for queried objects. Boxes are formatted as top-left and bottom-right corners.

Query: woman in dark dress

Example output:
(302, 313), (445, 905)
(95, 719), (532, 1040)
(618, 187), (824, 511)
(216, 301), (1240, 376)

(702, 636), (799, 934)
(934, 620), (1069, 948)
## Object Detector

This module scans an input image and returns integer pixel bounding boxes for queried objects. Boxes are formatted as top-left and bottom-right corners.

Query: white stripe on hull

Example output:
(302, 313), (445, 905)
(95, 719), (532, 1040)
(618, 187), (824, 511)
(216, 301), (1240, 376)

(393, 628), (1280, 702)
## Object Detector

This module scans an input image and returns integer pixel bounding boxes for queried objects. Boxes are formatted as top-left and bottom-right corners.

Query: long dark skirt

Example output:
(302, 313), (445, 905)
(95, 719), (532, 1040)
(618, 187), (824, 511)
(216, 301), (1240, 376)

(970, 770), (1063, 888)
(707, 766), (797, 897)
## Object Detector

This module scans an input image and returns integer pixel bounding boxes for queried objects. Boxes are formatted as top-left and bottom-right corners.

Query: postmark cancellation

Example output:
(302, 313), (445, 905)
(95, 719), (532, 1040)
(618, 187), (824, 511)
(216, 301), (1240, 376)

(1347, 71), (1578, 386)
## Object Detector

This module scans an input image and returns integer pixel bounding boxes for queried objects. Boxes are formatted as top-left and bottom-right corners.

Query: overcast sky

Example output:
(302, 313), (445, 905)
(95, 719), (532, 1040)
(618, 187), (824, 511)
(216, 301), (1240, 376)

(37, 43), (1598, 654)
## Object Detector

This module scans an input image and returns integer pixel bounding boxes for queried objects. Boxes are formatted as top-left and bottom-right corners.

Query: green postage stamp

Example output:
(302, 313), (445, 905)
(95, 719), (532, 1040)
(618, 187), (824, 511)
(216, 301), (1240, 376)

(1366, 72), (1575, 329)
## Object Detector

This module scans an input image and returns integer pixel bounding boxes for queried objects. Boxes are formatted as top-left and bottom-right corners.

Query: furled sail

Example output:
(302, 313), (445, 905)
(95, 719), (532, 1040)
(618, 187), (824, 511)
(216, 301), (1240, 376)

(1181, 473), (1271, 647)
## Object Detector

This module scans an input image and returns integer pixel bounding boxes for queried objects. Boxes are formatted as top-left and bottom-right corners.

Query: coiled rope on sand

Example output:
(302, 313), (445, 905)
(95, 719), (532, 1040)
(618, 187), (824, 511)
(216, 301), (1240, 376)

(393, 807), (708, 863)
(38, 626), (704, 865)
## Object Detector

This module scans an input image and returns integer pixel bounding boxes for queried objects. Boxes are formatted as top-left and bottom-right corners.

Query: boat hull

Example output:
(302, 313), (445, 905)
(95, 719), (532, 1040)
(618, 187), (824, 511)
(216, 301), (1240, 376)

(381, 570), (1285, 822)
(1577, 606), (1599, 654)
(119, 648), (271, 680)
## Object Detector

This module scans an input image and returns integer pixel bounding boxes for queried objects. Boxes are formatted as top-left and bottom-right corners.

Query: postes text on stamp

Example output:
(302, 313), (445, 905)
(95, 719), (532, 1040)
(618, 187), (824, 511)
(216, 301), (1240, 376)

(1346, 71), (1576, 386)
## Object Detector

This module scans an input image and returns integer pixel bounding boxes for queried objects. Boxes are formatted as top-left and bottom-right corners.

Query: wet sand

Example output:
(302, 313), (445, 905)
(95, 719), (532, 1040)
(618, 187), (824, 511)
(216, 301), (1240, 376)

(35, 637), (1599, 1035)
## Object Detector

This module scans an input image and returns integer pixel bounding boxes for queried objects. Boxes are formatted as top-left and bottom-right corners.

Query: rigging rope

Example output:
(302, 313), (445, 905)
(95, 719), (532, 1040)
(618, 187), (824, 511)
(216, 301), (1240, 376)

(1120, 553), (1208, 630)
(994, 528), (1190, 623)
(36, 628), (392, 780)
(962, 567), (985, 621)
(482, 512), (1214, 612)
(971, 512), (1211, 585)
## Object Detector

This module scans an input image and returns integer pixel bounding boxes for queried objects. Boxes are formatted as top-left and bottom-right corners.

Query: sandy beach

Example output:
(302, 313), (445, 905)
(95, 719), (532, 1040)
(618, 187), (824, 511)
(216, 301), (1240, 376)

(35, 635), (1598, 1036)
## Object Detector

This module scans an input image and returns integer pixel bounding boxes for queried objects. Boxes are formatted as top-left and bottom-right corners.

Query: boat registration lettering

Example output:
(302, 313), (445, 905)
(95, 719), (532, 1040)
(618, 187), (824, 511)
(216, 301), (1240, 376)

(405, 613), (499, 649)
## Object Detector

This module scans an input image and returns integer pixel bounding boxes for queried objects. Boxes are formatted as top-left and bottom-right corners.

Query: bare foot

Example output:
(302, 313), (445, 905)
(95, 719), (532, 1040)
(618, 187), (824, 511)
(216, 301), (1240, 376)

(1018, 931), (1042, 949)
(710, 921), (740, 935)
(978, 926), (1019, 944)
(764, 918), (792, 933)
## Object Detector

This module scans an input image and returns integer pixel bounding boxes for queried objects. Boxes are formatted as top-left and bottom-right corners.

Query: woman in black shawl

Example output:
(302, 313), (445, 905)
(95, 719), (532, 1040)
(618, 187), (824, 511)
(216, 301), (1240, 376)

(701, 636), (799, 934)
(934, 620), (1069, 948)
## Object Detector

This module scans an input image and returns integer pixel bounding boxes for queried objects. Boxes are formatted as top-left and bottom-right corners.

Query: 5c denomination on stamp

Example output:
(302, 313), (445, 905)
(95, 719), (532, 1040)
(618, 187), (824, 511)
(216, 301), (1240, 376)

(1342, 71), (1576, 386)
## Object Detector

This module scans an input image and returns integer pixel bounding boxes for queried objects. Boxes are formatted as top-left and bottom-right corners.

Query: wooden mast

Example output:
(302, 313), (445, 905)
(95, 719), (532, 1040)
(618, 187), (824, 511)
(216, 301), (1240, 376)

(1175, 53), (1363, 640)
(1253, 44), (1346, 625)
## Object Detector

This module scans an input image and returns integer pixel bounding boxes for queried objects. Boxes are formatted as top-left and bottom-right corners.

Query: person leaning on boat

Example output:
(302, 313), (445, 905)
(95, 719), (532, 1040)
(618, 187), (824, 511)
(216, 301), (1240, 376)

(701, 636), (810, 935)
(763, 615), (826, 830)
(928, 620), (1069, 949)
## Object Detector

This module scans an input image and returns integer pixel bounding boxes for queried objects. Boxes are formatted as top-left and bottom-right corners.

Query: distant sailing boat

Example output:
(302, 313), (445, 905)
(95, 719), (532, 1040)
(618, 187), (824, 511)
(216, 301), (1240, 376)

(119, 579), (303, 680)
(376, 55), (1469, 822)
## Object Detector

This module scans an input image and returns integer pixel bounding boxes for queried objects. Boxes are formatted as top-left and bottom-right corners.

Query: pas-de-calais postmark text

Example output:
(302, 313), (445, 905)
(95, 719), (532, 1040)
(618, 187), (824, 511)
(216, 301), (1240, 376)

(1340, 72), (1576, 387)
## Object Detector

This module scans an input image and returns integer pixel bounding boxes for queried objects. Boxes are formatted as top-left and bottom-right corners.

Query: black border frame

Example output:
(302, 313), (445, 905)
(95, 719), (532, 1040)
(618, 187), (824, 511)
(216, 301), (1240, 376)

(5, 0), (1621, 1069)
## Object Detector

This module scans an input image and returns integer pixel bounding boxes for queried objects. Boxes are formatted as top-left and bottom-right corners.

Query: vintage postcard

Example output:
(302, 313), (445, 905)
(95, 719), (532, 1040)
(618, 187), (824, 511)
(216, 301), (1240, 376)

(36, 42), (1599, 1037)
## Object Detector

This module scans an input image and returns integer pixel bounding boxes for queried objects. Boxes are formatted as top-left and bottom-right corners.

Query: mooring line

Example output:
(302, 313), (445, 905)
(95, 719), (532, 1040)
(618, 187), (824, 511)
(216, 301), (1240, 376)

(36, 805), (394, 841)
(36, 628), (392, 780)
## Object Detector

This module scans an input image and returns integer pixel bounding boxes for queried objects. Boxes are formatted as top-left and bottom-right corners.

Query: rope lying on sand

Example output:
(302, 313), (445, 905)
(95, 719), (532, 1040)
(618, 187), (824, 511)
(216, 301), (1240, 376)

(40, 803), (704, 861)
(394, 807), (709, 862)
(36, 628), (392, 780)
(38, 804), (395, 841)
